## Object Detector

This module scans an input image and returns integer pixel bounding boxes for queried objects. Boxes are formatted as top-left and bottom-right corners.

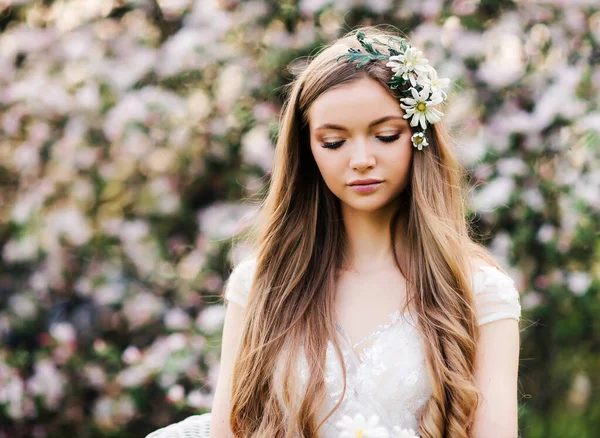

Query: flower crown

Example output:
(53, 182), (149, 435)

(335, 31), (450, 151)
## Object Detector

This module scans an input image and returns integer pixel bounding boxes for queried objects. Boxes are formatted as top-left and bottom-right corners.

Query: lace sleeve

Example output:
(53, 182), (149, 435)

(223, 258), (256, 308)
(472, 264), (522, 326)
(145, 413), (211, 438)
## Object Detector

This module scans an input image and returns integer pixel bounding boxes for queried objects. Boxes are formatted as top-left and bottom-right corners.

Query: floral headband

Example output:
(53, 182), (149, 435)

(335, 31), (450, 150)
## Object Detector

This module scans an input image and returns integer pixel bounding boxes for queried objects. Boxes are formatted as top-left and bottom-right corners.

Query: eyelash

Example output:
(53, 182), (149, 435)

(320, 134), (400, 149)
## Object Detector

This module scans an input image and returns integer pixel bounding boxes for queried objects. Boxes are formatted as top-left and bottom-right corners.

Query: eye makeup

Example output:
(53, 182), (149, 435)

(320, 133), (401, 149)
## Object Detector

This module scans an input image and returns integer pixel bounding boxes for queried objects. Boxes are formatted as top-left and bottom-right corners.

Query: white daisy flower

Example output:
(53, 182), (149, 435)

(413, 65), (434, 89)
(429, 87), (447, 105)
(391, 426), (419, 438)
(417, 67), (451, 99)
(399, 86), (444, 131)
(411, 132), (429, 150)
(335, 413), (390, 438)
(386, 47), (431, 87)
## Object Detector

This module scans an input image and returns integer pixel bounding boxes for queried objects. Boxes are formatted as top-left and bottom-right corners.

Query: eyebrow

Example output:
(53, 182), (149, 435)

(315, 115), (406, 131)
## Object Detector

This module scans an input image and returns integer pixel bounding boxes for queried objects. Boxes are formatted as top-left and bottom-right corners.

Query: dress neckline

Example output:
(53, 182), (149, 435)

(335, 308), (414, 363)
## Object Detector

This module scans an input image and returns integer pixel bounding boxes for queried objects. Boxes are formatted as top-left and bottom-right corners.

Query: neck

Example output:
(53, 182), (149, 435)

(340, 203), (409, 274)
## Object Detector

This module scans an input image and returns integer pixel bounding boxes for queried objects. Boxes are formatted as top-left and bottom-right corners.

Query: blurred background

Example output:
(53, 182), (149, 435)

(0, 0), (598, 437)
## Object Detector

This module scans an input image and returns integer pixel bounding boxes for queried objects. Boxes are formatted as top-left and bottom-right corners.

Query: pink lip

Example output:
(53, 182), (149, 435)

(349, 182), (382, 194)
(348, 178), (383, 186)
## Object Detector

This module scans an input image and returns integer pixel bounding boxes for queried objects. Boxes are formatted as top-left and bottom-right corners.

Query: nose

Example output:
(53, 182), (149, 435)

(349, 137), (376, 171)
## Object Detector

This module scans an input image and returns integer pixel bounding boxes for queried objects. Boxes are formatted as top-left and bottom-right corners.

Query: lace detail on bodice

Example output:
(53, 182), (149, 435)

(315, 309), (432, 436)
(223, 258), (522, 436)
(335, 309), (408, 361)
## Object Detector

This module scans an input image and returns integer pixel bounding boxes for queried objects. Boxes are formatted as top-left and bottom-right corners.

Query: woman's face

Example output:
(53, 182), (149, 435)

(308, 76), (413, 215)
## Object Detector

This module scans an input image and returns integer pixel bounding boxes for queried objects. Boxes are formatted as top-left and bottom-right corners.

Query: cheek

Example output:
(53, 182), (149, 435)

(397, 138), (414, 168)
(312, 155), (346, 196)
(314, 157), (339, 185)
(385, 144), (413, 186)
(311, 146), (340, 180)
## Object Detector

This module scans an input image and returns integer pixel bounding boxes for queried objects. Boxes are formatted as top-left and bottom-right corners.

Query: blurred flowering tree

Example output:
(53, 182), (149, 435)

(0, 0), (598, 437)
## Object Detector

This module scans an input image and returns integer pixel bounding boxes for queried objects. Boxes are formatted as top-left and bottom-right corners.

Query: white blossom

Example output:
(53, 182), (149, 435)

(567, 271), (592, 296)
(411, 132), (429, 150)
(392, 426), (419, 438)
(399, 86), (444, 131)
(335, 413), (390, 438)
(26, 359), (66, 410)
(386, 46), (431, 87)
(166, 384), (185, 403)
(416, 67), (450, 99)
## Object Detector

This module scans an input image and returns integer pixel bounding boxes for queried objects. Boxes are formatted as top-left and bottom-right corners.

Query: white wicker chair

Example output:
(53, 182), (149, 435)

(145, 412), (211, 438)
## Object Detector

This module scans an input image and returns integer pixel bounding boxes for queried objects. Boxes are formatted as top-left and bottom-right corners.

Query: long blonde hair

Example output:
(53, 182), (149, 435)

(226, 26), (506, 437)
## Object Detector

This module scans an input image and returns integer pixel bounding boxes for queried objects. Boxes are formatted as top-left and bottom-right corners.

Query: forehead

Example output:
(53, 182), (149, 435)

(307, 77), (404, 129)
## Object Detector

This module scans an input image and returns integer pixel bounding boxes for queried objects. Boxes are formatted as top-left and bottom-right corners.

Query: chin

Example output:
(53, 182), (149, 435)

(342, 199), (392, 213)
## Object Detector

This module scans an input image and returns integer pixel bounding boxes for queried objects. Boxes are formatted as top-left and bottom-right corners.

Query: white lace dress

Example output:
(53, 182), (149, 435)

(147, 258), (521, 437)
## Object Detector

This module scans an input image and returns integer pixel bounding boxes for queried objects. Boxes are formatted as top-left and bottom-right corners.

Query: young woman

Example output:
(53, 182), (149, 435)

(210, 27), (522, 438)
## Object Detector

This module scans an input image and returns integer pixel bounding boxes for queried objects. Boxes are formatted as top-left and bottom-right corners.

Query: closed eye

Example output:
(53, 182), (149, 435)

(320, 134), (401, 149)
(320, 140), (344, 149)
(377, 134), (400, 143)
